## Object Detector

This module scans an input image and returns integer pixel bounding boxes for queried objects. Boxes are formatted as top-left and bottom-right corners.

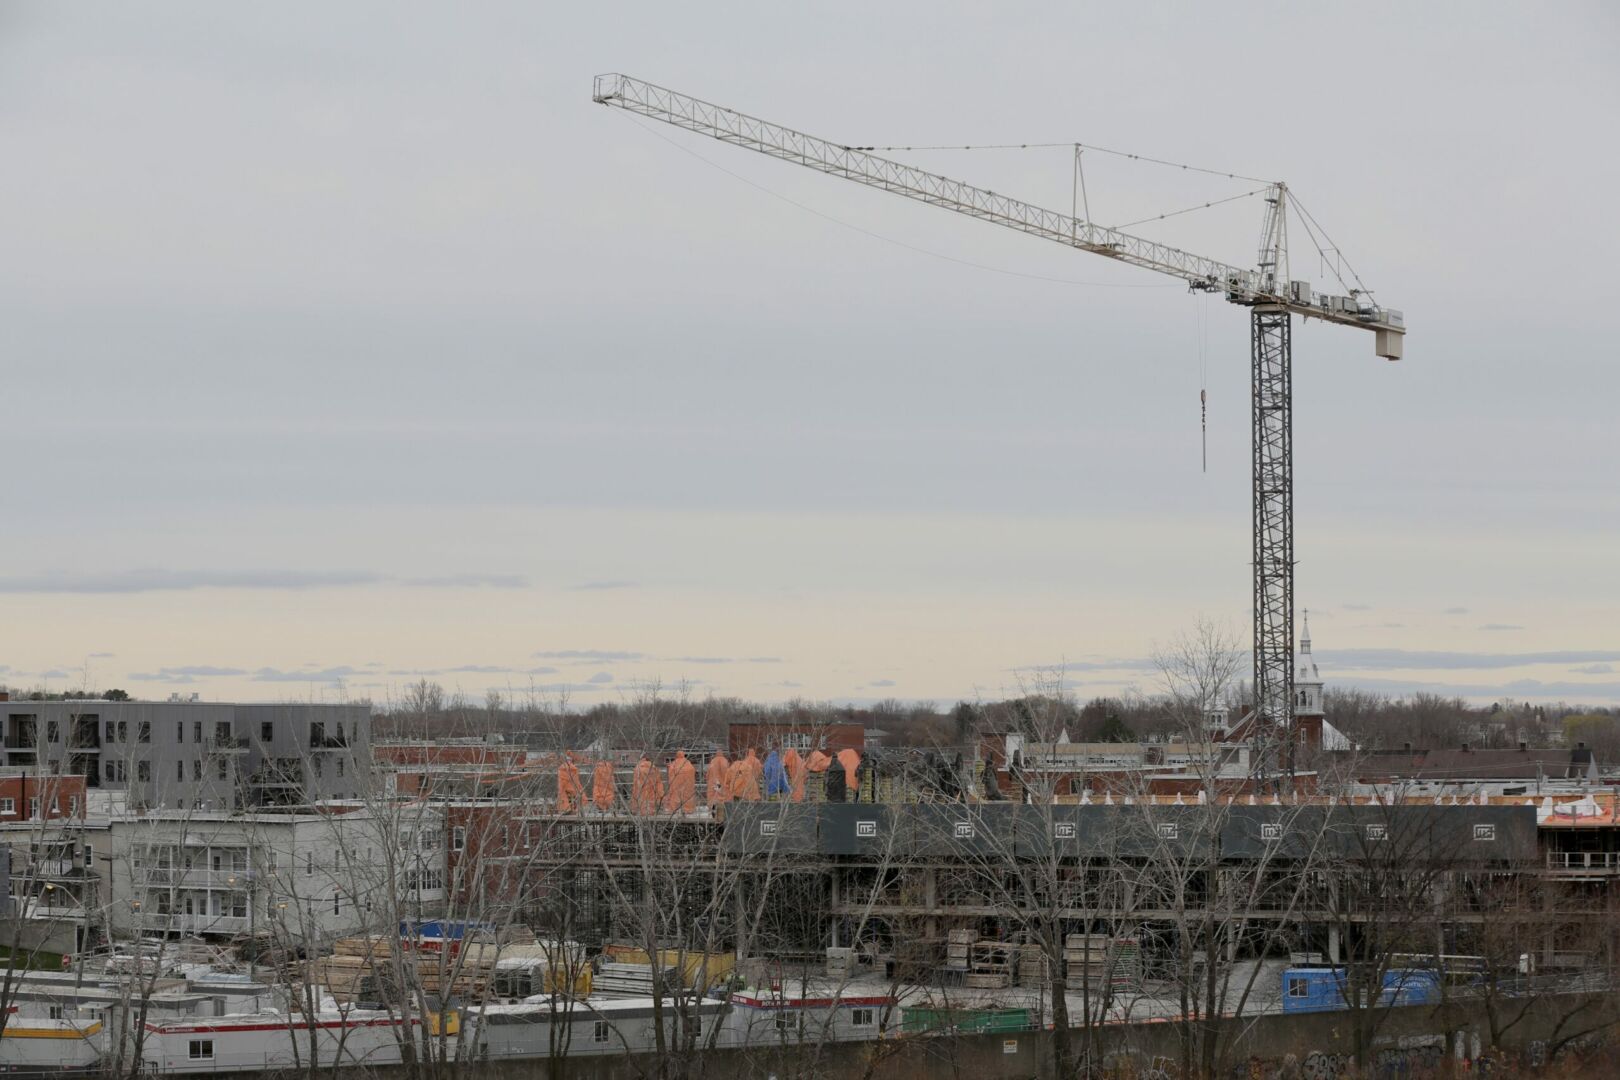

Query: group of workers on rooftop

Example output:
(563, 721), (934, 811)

(554, 745), (863, 815)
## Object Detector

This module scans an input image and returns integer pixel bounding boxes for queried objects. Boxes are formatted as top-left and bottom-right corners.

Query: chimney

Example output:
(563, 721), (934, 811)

(0, 691), (8, 702)
(1519, 740), (1528, 752)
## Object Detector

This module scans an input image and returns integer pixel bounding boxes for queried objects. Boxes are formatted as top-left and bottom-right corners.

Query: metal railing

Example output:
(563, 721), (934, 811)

(1546, 850), (1620, 874)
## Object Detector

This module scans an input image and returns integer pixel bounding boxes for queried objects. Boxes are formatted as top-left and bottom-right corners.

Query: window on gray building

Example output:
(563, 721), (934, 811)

(260, 722), (273, 743)
(139, 722), (150, 743)
(176, 722), (184, 743)
(176, 761), (184, 782)
(192, 760), (201, 781)
(217, 759), (228, 781)
(47, 721), (59, 743)
(193, 721), (202, 743)
(137, 761), (150, 782)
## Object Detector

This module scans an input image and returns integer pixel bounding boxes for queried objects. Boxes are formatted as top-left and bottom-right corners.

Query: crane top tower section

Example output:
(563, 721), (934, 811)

(592, 73), (1405, 360)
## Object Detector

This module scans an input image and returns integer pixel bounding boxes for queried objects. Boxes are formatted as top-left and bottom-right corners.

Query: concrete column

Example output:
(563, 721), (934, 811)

(1328, 925), (1341, 964)
(924, 868), (939, 940)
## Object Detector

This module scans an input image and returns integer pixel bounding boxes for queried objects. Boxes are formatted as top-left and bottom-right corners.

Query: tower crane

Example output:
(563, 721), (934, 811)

(592, 74), (1405, 775)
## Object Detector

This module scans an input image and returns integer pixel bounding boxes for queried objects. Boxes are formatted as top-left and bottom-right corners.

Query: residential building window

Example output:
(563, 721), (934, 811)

(312, 756), (323, 778)
(592, 1020), (610, 1044)
(452, 826), (466, 851)
(68, 796), (78, 816)
(48, 1006), (63, 1020)
(336, 758), (344, 778)
(118, 721), (128, 742)
(137, 761), (150, 782)
(105, 722), (116, 744)
(215, 722), (231, 743)
(192, 760), (202, 781)
(217, 759), (228, 781)
(28, 798), (38, 819)
(231, 893), (248, 918)
(138, 722), (150, 744)
(309, 723), (324, 744)
(105, 761), (115, 781)
(0, 799), (12, 815)
(333, 893), (341, 915)
(188, 1040), (214, 1061)
(1288, 979), (1308, 999)
(266, 852), (277, 873)
(47, 721), (59, 743)
(306, 853), (314, 876)
(176, 761), (184, 782)
(177, 721), (184, 743)
(774, 1011), (794, 1033)
(851, 1007), (875, 1028)
(194, 721), (202, 743)
(261, 721), (273, 743)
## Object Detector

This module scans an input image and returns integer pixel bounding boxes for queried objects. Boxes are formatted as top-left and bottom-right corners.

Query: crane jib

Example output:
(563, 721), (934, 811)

(592, 73), (1403, 360)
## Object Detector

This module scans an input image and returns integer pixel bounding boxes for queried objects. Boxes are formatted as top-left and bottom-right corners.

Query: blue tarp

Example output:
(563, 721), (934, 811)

(763, 750), (788, 796)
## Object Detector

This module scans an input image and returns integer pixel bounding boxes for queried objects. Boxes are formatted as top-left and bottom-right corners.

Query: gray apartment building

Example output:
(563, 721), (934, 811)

(0, 699), (369, 810)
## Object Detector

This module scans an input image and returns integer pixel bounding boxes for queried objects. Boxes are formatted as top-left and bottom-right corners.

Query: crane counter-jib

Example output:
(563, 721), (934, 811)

(591, 72), (1404, 359)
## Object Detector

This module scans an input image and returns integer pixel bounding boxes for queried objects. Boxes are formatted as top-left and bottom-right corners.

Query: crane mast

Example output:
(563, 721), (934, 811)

(594, 74), (1405, 774)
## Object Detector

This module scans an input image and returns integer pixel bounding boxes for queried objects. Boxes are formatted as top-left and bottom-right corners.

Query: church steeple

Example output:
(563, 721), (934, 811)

(1295, 608), (1323, 715)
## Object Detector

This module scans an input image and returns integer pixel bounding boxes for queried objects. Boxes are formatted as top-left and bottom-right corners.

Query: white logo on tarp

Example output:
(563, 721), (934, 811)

(856, 821), (877, 838)
(954, 822), (975, 839)
(1474, 824), (1496, 841)
(760, 820), (778, 836)
(1365, 824), (1387, 841)
(1158, 823), (1179, 840)
(1261, 823), (1283, 842)
(1054, 823), (1077, 840)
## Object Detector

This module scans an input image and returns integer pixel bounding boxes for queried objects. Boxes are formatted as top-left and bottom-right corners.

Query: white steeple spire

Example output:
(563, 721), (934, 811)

(1296, 607), (1323, 715)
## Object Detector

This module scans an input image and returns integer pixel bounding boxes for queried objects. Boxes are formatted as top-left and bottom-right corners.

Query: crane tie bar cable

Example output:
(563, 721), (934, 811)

(843, 141), (1277, 186)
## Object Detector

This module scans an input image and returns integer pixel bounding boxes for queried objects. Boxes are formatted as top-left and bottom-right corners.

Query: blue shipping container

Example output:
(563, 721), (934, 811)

(1281, 967), (1439, 1014)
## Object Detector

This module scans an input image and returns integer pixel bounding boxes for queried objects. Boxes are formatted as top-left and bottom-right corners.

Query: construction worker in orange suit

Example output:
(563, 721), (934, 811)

(591, 759), (616, 812)
(730, 748), (763, 802)
(663, 749), (697, 814)
(631, 755), (664, 815)
(557, 753), (584, 813)
(706, 752), (731, 811)
(783, 746), (807, 803)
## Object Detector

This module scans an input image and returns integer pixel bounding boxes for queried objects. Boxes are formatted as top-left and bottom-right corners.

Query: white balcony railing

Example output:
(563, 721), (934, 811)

(137, 912), (251, 935)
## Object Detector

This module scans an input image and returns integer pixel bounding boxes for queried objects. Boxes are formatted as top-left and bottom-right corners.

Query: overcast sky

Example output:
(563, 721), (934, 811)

(3, 2), (1617, 709)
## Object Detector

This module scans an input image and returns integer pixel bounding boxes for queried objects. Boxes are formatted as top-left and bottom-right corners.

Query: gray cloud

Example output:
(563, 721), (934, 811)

(866, 678), (896, 688)
(669, 656), (784, 665)
(570, 580), (638, 591)
(1335, 676), (1620, 703)
(401, 574), (527, 589)
(149, 665), (247, 678)
(128, 671), (197, 683)
(586, 672), (614, 684)
(1444, 607), (1470, 615)
(89, 651), (116, 658)
(1571, 664), (1616, 675)
(1014, 658), (1156, 674)
(0, 569), (525, 594)
(1341, 603), (1373, 611)
(252, 666), (360, 683)
(1320, 648), (1620, 672)
(532, 649), (647, 662)
(524, 665), (561, 675)
(1479, 623), (1525, 632)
